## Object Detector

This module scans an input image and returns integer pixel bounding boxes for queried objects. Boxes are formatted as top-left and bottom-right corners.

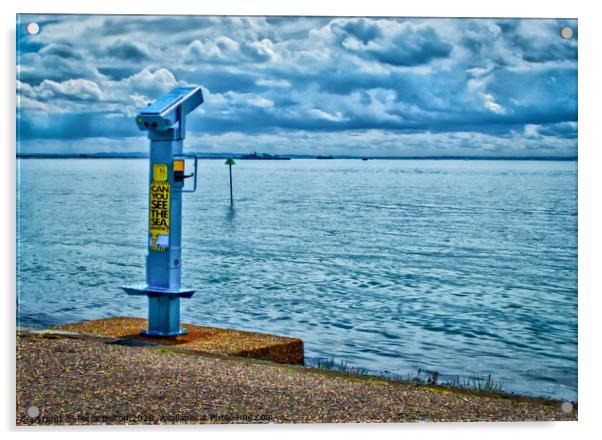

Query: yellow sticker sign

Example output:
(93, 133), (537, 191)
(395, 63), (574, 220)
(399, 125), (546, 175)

(149, 164), (170, 252)
(153, 163), (168, 181)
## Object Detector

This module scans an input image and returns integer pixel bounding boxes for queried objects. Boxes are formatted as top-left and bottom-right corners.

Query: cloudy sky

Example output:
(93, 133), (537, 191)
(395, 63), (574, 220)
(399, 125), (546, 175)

(17, 15), (577, 157)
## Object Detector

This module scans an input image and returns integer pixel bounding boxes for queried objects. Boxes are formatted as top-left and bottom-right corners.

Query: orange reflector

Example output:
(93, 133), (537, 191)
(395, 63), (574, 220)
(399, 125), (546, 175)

(173, 160), (185, 172)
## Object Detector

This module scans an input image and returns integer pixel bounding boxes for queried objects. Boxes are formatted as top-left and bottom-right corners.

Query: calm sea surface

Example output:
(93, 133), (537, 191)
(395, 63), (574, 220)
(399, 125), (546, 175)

(17, 158), (577, 401)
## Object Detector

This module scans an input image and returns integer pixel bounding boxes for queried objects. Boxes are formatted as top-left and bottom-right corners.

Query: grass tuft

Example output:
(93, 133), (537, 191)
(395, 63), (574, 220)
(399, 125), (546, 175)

(406, 368), (504, 394)
(444, 373), (504, 393)
(309, 356), (369, 376)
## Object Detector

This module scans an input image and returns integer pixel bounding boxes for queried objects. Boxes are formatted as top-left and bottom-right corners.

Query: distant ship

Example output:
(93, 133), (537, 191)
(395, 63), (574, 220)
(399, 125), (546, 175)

(362, 157), (368, 161)
(239, 152), (290, 160)
(316, 155), (334, 159)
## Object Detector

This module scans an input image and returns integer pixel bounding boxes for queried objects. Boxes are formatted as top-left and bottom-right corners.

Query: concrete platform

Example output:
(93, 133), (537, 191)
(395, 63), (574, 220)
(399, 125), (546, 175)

(54, 317), (304, 365)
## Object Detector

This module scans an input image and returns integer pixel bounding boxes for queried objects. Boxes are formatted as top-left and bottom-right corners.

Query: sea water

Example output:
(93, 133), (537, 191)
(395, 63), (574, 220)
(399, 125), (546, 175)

(16, 158), (577, 401)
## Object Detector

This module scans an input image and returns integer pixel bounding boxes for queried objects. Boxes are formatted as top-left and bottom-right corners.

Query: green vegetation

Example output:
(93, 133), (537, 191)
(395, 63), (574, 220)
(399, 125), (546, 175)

(308, 357), (369, 376)
(407, 368), (504, 393)
(309, 359), (505, 395)
(445, 373), (504, 394)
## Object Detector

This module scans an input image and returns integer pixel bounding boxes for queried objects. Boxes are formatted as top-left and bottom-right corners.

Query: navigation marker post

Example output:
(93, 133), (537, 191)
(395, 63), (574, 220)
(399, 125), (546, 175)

(225, 157), (236, 204)
(122, 86), (203, 337)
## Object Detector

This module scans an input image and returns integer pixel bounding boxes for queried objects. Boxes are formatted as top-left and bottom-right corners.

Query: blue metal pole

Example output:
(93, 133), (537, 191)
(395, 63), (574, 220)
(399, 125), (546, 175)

(144, 138), (185, 336)
(123, 86), (203, 337)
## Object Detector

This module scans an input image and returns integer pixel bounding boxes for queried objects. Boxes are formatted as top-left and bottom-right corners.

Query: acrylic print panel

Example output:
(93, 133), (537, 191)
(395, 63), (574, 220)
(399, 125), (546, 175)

(16, 15), (578, 425)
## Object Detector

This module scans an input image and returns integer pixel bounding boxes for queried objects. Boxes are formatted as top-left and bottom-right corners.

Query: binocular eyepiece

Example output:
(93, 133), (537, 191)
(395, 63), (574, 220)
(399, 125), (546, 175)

(136, 86), (204, 136)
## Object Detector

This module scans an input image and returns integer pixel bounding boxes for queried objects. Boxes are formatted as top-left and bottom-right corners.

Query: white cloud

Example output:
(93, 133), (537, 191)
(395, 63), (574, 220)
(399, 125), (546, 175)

(307, 108), (346, 122)
(524, 124), (541, 138)
(482, 93), (506, 114)
(16, 15), (577, 157)
(184, 36), (275, 63)
(118, 67), (181, 97)
(255, 78), (291, 88)
(37, 78), (105, 101)
(249, 97), (273, 108)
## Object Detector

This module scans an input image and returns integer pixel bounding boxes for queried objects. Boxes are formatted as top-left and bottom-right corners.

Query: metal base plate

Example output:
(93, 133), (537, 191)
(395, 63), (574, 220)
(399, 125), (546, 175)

(122, 284), (195, 298)
(140, 328), (188, 337)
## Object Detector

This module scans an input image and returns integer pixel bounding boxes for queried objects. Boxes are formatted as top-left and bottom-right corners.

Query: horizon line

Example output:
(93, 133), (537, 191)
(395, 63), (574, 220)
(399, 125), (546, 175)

(16, 152), (578, 161)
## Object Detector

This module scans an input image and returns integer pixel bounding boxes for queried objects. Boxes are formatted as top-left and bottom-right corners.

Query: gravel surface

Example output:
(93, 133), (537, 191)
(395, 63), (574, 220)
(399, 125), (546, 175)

(16, 333), (577, 425)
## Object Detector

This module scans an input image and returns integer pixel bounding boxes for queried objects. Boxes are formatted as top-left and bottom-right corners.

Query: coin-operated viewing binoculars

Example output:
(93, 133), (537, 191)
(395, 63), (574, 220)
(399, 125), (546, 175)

(122, 86), (203, 336)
